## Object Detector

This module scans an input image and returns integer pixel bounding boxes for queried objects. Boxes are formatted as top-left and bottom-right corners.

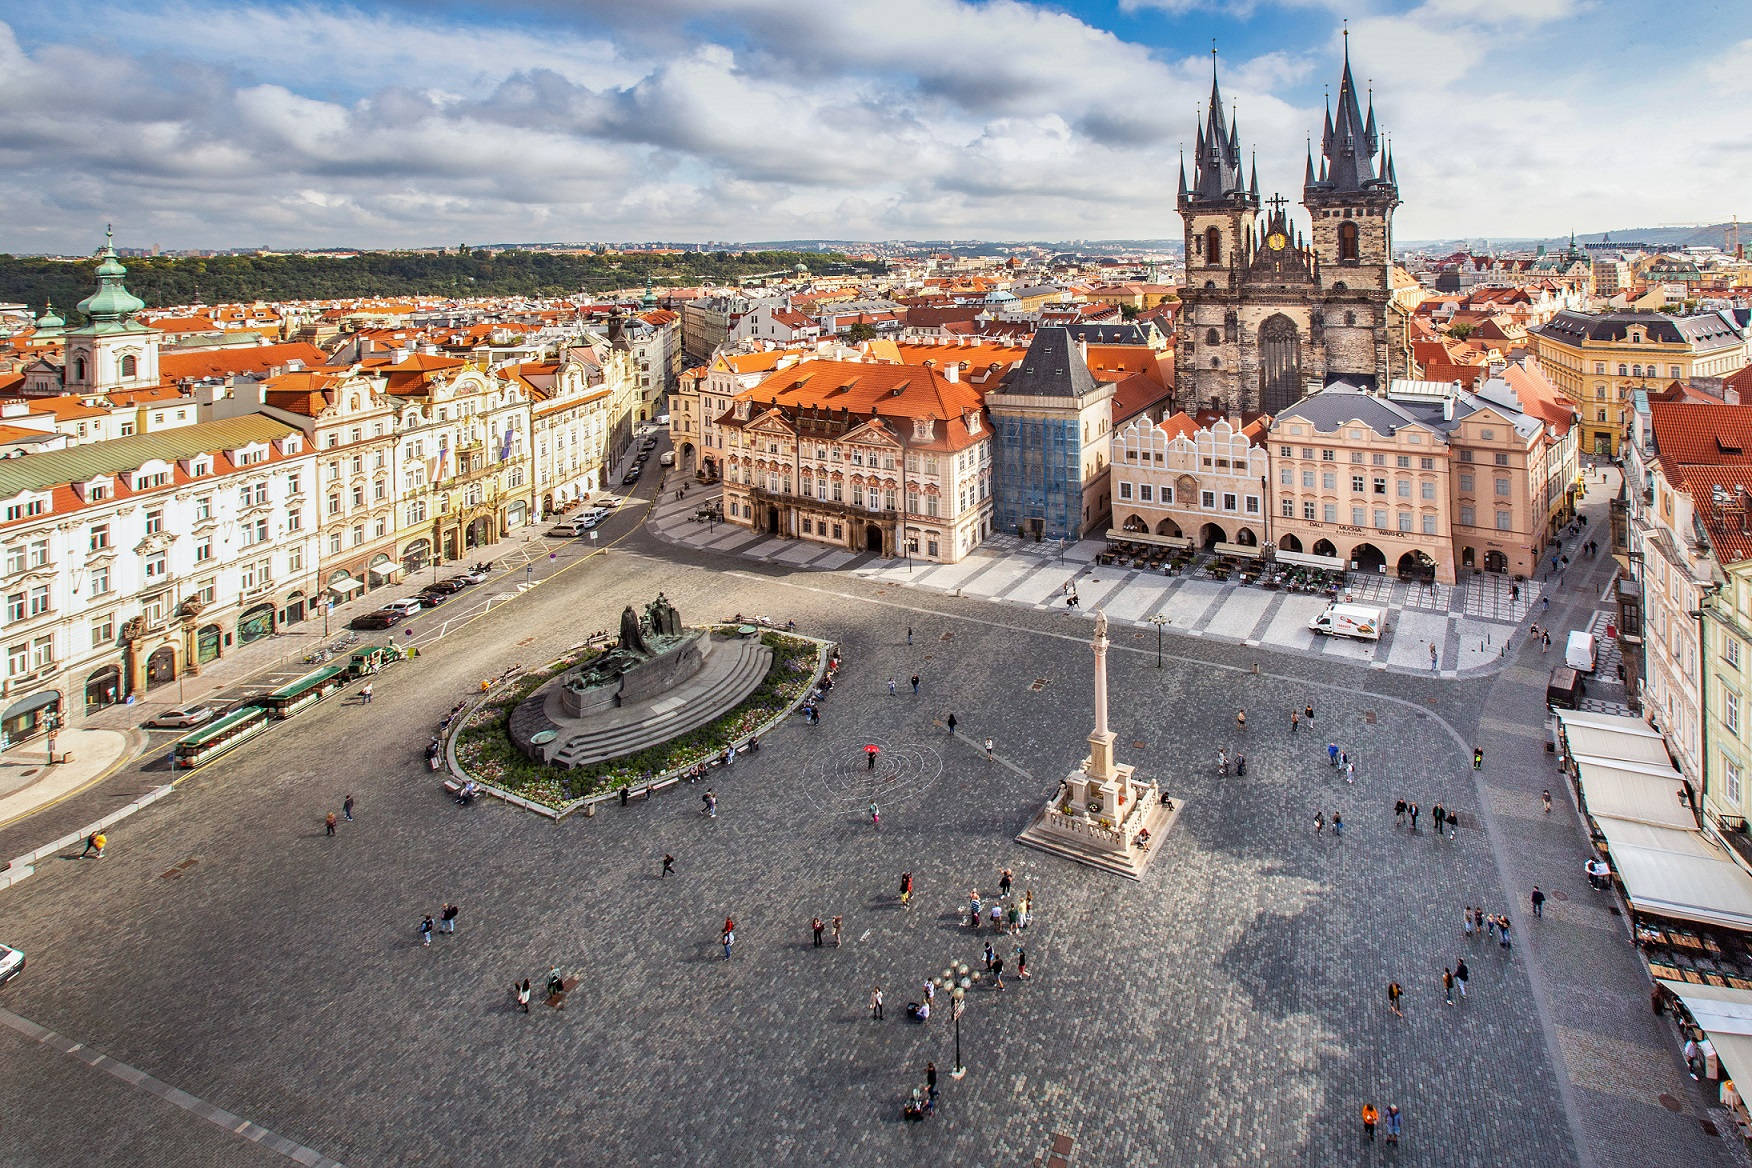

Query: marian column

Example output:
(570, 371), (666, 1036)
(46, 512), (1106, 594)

(1086, 612), (1117, 792)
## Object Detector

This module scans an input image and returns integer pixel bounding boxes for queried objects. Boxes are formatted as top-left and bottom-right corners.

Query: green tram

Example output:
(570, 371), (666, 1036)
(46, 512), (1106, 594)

(172, 649), (396, 769)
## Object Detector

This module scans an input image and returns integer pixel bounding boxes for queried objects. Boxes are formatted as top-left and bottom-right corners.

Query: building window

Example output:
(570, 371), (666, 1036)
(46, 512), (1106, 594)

(1495, 477), (1511, 496)
(1727, 755), (1744, 805)
(144, 554), (167, 580)
(6, 643), (25, 676)
(32, 636), (51, 670)
(145, 509), (164, 534)
(195, 539), (212, 563)
(1303, 470), (1316, 489)
(1726, 634), (1743, 669)
(90, 566), (110, 595)
(1321, 449), (1335, 462)
(1460, 505), (1475, 526)
(1201, 490), (1215, 509)
(1351, 475), (1365, 493)
(1421, 481), (1436, 500)
(1352, 506), (1366, 525)
(1304, 502), (1317, 520)
(1727, 687), (1742, 736)
(1279, 468), (1293, 487)
(1338, 220), (1359, 261)
(1222, 493), (1237, 512)
(1245, 495), (1259, 514)
(91, 615), (113, 648)
(1459, 474), (1474, 493)
(1422, 513), (1437, 535)
(1397, 512), (1412, 532)
(1458, 450), (1473, 463)
(1373, 477), (1387, 495)
(1139, 484), (1153, 503)
(1283, 499), (1296, 517)
(1205, 226), (1222, 266)
(1322, 503), (1337, 522)
(1373, 509), (1387, 529)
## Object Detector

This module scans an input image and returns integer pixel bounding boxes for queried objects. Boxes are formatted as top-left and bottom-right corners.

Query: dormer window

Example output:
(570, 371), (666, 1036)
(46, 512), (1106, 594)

(912, 417), (935, 441)
(189, 458), (211, 478)
(965, 411), (982, 435)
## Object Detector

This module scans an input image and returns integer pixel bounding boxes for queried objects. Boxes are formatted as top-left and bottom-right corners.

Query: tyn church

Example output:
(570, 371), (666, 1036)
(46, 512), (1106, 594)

(1175, 39), (1401, 416)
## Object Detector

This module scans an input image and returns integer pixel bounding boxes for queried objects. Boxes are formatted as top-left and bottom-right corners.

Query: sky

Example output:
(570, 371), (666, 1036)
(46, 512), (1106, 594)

(0, 0), (1743, 253)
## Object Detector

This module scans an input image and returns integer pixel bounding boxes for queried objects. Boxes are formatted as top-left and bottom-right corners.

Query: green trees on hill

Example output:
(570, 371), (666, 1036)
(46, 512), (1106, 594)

(0, 250), (873, 314)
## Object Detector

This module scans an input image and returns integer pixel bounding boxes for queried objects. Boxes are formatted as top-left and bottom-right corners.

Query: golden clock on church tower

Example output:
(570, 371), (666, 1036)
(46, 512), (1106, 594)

(1267, 231), (1287, 251)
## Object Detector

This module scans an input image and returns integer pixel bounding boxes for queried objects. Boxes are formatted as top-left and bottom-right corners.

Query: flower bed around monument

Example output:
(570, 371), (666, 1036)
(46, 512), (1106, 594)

(452, 629), (822, 811)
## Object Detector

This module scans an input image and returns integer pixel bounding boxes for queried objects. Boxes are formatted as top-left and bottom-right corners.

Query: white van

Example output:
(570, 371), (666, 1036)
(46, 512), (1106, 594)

(1565, 630), (1598, 672)
(1307, 602), (1385, 641)
(659, 451), (676, 467)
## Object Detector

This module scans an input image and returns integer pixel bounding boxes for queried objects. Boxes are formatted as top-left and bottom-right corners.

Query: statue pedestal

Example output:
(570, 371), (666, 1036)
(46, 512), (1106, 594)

(1014, 754), (1182, 881)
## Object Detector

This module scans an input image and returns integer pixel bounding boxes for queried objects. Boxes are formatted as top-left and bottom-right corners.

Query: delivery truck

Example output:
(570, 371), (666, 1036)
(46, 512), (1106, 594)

(1565, 630), (1598, 673)
(1308, 602), (1385, 641)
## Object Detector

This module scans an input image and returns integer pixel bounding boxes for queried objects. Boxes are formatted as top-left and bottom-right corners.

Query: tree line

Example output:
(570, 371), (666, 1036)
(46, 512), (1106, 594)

(0, 249), (875, 315)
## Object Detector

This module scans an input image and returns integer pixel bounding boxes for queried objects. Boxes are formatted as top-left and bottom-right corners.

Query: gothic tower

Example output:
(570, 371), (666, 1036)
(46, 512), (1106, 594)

(1301, 34), (1400, 389)
(1175, 51), (1259, 412)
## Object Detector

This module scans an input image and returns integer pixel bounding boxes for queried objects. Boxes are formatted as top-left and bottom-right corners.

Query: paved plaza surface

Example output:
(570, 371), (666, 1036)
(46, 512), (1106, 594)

(0, 473), (1741, 1167)
(646, 480), (1547, 678)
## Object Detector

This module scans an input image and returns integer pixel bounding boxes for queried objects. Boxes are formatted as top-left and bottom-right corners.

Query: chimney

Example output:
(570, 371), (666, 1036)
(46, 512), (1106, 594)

(944, 363), (959, 383)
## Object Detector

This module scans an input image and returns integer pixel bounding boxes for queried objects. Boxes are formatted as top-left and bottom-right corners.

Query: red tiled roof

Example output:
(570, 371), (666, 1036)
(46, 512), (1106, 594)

(1676, 467), (1752, 564)
(1650, 401), (1752, 470)
(159, 342), (328, 382)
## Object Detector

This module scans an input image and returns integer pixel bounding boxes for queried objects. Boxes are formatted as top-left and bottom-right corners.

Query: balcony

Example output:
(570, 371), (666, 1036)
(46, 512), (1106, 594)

(748, 486), (896, 523)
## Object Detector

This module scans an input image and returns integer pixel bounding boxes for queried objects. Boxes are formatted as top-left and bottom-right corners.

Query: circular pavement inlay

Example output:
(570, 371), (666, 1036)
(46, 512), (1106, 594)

(798, 737), (944, 815)
(1659, 1093), (1683, 1112)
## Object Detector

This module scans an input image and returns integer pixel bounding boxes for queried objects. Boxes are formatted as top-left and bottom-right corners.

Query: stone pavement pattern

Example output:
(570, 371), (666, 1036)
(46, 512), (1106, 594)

(0, 475), (1735, 1168)
(647, 480), (1540, 678)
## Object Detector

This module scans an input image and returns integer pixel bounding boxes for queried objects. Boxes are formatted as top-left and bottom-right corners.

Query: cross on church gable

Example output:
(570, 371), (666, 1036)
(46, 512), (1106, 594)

(1265, 193), (1288, 218)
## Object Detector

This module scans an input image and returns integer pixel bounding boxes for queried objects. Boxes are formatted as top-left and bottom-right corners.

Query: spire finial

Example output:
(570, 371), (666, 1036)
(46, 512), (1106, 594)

(105, 224), (113, 249)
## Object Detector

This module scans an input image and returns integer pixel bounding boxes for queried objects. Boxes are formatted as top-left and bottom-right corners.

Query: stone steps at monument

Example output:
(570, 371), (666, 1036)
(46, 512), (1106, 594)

(547, 639), (773, 769)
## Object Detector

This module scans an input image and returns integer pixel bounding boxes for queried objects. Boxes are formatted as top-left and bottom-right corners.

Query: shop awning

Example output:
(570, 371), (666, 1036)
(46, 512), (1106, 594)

(1557, 709), (1668, 738)
(1105, 528), (1189, 549)
(1212, 541), (1262, 559)
(1658, 980), (1752, 1089)
(368, 563), (400, 580)
(1577, 762), (1693, 828)
(1601, 822), (1752, 930)
(1274, 549), (1346, 569)
(328, 576), (365, 593)
(2, 689), (60, 720)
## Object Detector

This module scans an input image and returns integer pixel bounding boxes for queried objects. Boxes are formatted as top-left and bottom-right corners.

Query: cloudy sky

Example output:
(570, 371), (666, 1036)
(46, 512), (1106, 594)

(0, 0), (1741, 253)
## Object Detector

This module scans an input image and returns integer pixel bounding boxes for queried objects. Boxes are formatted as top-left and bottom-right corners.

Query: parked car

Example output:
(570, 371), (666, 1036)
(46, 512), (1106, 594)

(622, 466), (642, 485)
(349, 609), (406, 631)
(545, 523), (582, 538)
(0, 943), (23, 988)
(453, 568), (490, 584)
(415, 587), (453, 605)
(379, 598), (425, 616)
(144, 705), (216, 730)
(422, 578), (468, 595)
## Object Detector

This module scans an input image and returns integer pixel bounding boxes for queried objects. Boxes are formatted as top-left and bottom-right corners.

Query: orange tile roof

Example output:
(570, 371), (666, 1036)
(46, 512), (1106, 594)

(732, 359), (986, 452)
(1650, 401), (1752, 471)
(1424, 362), (1487, 389)
(158, 342), (328, 382)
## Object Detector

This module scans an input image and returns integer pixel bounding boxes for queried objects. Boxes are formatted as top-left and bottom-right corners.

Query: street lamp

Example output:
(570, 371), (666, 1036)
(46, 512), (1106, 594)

(934, 961), (974, 1079)
(1147, 612), (1170, 668)
(906, 537), (918, 572)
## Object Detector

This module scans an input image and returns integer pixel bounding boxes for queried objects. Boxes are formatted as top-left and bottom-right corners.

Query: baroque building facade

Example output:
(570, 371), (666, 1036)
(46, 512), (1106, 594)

(1176, 43), (1401, 416)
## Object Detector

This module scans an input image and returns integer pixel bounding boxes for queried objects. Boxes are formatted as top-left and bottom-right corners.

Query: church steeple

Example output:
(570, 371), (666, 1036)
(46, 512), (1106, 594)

(1304, 30), (1397, 204)
(76, 225), (148, 333)
(1182, 45), (1254, 209)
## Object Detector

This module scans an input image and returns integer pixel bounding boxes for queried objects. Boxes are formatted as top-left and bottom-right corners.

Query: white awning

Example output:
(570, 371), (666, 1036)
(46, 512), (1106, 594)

(1212, 541), (1262, 559)
(1274, 549), (1346, 569)
(1575, 761), (1693, 828)
(1561, 725), (1675, 769)
(1556, 709), (1667, 739)
(368, 564), (400, 580)
(1600, 820), (1752, 930)
(1658, 981), (1752, 1088)
(328, 576), (365, 594)
(1105, 528), (1190, 549)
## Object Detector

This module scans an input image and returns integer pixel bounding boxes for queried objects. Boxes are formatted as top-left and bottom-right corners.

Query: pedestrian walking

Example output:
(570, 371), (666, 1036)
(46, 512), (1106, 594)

(325, 811), (338, 836)
(1327, 743), (1339, 767)
(1387, 981), (1403, 1017)
(832, 915), (842, 947)
(906, 626), (913, 645)
(812, 916), (825, 947)
(1455, 958), (1469, 999)
(871, 985), (884, 1020)
(983, 941), (995, 971)
(999, 868), (1013, 899)
(1443, 966), (1455, 1005)
(910, 673), (920, 695)
(1385, 1105), (1401, 1145)
(362, 682), (373, 704)
(1499, 916), (1512, 952)
(1345, 761), (1355, 785)
(900, 871), (913, 908)
(440, 903), (458, 933)
(1531, 887), (1545, 918)
(419, 915), (434, 947)
(989, 902), (1002, 930)
(343, 794), (355, 821)
(1542, 630), (1551, 652)
(515, 979), (531, 1013)
(888, 677), (896, 696)
(1430, 642), (1439, 670)
(703, 790), (717, 818)
(1217, 748), (1228, 776)
(991, 954), (1005, 991)
(869, 801), (880, 828)
(1409, 803), (1420, 831)
(865, 743), (880, 770)
(1432, 802), (1446, 836)
(1236, 709), (1246, 732)
(1236, 753), (1247, 777)
(984, 737), (994, 759)
(1315, 811), (1325, 834)
(1017, 947), (1030, 978)
(1362, 1102), (1379, 1142)
(1290, 710), (1300, 733)
(926, 1061), (938, 1101)
(722, 927), (735, 960)
(1333, 812), (1344, 838)
(1305, 703), (1315, 722)
(1472, 746), (1484, 770)
(79, 831), (107, 858)
(1395, 798), (1407, 827)
(946, 713), (957, 735)
(662, 853), (675, 877)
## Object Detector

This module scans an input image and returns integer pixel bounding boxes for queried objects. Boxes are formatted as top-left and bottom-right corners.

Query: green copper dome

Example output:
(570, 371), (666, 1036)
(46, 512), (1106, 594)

(75, 226), (147, 331)
(641, 277), (658, 308)
(34, 301), (65, 333)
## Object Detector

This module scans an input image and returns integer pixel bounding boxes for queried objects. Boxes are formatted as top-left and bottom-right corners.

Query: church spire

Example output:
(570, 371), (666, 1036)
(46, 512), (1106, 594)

(1183, 44), (1254, 208)
(75, 224), (147, 332)
(1307, 28), (1392, 199)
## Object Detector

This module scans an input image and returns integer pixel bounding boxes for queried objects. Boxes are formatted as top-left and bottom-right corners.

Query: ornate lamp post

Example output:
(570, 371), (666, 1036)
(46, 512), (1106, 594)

(934, 961), (975, 1079)
(1147, 612), (1170, 668)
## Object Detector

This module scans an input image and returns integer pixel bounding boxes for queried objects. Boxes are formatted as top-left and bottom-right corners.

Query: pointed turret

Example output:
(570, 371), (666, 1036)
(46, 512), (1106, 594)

(1305, 33), (1397, 204)
(1304, 139), (1316, 187)
(1177, 151), (1188, 198)
(75, 226), (147, 332)
(1364, 88), (1379, 157)
(1182, 47), (1254, 208)
(1249, 152), (1259, 199)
